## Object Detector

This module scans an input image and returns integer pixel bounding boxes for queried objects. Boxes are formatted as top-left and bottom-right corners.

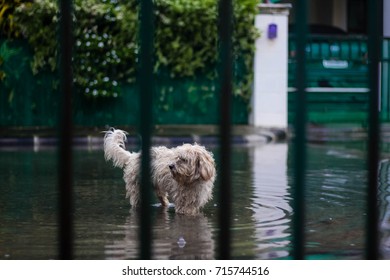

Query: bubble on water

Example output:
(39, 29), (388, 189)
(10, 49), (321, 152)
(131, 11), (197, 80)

(177, 237), (186, 248)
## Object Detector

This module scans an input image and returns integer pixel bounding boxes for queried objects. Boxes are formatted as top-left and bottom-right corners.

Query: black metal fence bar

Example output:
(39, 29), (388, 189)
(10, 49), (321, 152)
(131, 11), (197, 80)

(217, 0), (233, 259)
(292, 0), (308, 260)
(366, 0), (382, 260)
(139, 0), (154, 260)
(58, 0), (74, 260)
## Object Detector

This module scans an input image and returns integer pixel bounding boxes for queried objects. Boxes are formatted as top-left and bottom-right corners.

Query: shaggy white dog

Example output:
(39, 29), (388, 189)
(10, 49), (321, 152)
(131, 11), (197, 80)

(104, 128), (215, 215)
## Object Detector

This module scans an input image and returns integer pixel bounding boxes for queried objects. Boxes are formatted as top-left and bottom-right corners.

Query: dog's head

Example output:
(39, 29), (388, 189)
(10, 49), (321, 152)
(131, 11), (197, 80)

(169, 144), (215, 185)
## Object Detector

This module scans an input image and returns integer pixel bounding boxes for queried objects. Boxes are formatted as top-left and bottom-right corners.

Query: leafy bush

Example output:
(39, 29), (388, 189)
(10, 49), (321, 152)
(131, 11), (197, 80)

(6, 0), (259, 100)
(0, 0), (32, 37)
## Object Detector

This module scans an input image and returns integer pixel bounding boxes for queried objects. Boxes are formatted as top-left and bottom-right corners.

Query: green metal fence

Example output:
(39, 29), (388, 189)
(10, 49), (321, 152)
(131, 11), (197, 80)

(289, 35), (368, 88)
(288, 34), (369, 123)
(381, 38), (390, 121)
(288, 35), (390, 124)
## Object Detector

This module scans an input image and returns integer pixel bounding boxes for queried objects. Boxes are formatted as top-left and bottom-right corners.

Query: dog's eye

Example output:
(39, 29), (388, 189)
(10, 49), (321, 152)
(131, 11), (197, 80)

(178, 157), (187, 163)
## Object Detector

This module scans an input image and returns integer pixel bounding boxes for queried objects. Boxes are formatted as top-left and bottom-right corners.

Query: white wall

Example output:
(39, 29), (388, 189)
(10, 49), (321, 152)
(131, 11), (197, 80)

(332, 0), (347, 31)
(250, 4), (290, 129)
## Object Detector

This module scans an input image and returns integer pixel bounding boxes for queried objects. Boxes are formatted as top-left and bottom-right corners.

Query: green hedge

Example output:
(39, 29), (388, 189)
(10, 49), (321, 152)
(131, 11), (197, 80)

(5, 0), (259, 100)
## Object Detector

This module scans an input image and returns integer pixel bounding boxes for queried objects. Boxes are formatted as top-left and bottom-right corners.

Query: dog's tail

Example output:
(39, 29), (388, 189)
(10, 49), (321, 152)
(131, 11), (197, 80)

(103, 128), (131, 169)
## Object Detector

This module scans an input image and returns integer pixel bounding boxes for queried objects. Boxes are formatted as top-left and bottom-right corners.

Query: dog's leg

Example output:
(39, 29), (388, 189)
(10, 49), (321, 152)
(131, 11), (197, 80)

(158, 194), (170, 207)
(155, 186), (169, 207)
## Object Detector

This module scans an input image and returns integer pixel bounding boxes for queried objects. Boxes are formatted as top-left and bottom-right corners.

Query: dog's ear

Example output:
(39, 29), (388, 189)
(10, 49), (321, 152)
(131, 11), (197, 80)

(197, 152), (215, 181)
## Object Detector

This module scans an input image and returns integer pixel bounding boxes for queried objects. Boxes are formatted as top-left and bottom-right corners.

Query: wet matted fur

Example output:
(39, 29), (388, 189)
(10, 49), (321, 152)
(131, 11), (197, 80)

(104, 128), (215, 215)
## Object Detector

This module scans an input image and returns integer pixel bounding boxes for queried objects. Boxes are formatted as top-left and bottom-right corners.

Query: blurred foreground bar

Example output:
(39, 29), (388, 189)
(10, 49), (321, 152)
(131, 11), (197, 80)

(58, 0), (74, 260)
(139, 0), (154, 260)
(293, 0), (308, 260)
(218, 0), (233, 259)
(366, 0), (382, 260)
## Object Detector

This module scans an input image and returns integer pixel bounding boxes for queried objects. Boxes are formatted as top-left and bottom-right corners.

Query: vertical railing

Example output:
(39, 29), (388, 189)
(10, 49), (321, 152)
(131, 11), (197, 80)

(366, 0), (382, 260)
(382, 39), (390, 120)
(217, 0), (233, 260)
(58, 0), (74, 260)
(138, 0), (154, 260)
(292, 0), (307, 260)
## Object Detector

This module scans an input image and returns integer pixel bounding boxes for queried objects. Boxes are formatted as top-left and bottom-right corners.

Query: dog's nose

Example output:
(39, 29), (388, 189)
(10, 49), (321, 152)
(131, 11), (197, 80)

(169, 164), (174, 170)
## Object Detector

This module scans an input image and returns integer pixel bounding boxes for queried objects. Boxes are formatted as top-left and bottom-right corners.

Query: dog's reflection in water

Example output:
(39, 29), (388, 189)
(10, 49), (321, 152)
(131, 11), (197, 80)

(105, 208), (215, 260)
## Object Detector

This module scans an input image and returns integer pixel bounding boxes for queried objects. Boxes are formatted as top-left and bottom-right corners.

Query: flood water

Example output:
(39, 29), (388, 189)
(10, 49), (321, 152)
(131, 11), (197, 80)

(1, 141), (390, 259)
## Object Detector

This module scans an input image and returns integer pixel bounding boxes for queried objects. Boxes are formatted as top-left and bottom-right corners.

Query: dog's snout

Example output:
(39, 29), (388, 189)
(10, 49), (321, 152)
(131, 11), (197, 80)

(169, 164), (175, 170)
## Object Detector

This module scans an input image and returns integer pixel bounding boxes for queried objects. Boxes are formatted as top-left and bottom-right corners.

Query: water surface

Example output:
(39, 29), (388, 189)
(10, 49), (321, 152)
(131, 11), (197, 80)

(1, 142), (389, 259)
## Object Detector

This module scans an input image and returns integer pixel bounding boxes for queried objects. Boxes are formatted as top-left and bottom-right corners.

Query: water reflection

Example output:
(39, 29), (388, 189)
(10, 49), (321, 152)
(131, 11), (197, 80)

(379, 160), (390, 259)
(105, 209), (214, 260)
(250, 143), (291, 259)
(0, 150), (58, 259)
(304, 144), (367, 258)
